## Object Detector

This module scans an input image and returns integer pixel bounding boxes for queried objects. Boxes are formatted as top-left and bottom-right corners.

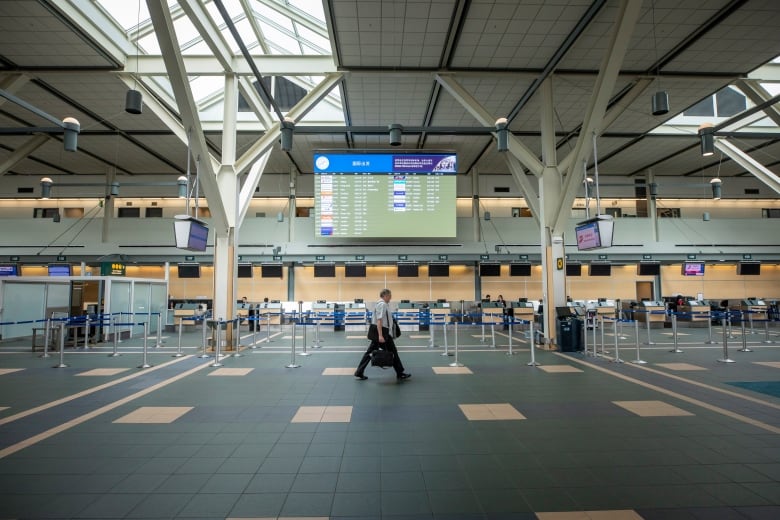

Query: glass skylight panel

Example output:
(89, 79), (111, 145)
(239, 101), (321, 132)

(253, 2), (295, 32)
(97, 1), (151, 31)
(297, 26), (331, 54)
(259, 22), (301, 55)
(191, 76), (225, 104)
(287, 0), (325, 24)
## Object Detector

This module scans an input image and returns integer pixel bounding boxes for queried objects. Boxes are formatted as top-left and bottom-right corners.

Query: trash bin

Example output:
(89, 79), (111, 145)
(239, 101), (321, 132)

(555, 307), (583, 352)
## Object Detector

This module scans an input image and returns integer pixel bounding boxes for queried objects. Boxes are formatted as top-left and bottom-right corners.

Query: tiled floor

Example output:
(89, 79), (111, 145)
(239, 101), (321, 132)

(0, 323), (778, 519)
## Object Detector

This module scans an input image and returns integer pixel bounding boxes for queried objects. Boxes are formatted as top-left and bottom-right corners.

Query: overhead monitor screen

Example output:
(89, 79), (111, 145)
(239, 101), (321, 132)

(314, 152), (457, 237)
(510, 263), (531, 276)
(344, 262), (366, 277)
(177, 263), (200, 278)
(637, 262), (660, 276)
(566, 263), (582, 276)
(589, 263), (612, 276)
(479, 263), (501, 276)
(397, 263), (419, 277)
(428, 263), (450, 277)
(575, 216), (614, 250)
(0, 264), (18, 276)
(48, 264), (71, 276)
(237, 263), (253, 278)
(261, 263), (283, 278)
(737, 262), (760, 275)
(682, 262), (705, 276)
(313, 263), (336, 277)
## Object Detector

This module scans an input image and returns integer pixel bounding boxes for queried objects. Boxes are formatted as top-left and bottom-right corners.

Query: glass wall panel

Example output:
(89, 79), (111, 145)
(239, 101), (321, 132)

(1, 282), (45, 339)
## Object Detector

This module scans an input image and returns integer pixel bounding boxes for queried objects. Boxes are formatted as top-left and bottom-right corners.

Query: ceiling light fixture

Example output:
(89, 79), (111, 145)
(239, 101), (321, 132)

(650, 0), (669, 116)
(40, 177), (53, 199)
(280, 117), (295, 151)
(699, 122), (715, 156)
(710, 177), (722, 200)
(388, 124), (403, 147)
(495, 117), (508, 152)
(125, 0), (143, 114)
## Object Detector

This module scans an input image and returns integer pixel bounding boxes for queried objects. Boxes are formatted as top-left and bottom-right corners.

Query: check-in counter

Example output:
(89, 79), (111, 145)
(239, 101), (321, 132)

(508, 302), (534, 324)
(680, 300), (710, 326)
(480, 301), (504, 325)
(741, 299), (768, 320)
(595, 300), (616, 317)
(343, 302), (367, 331)
(429, 302), (450, 325)
(255, 302), (282, 326)
(173, 303), (202, 328)
(638, 301), (666, 327)
(396, 301), (421, 332)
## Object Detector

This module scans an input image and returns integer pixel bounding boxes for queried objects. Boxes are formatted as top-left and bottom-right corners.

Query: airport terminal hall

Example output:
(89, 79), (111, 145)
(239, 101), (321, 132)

(3, 1), (780, 519)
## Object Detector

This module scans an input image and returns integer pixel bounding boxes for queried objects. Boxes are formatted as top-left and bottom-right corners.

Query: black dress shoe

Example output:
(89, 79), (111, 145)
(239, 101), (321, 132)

(355, 374), (367, 380)
(397, 373), (411, 380)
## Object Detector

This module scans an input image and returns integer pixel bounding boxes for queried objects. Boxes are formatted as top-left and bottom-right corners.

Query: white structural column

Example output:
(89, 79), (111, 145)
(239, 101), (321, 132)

(538, 78), (566, 346)
(552, 0), (643, 235)
(212, 74), (240, 331)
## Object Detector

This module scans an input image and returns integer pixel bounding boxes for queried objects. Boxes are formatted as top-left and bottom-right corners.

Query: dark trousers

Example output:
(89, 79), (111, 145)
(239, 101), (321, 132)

(355, 334), (405, 377)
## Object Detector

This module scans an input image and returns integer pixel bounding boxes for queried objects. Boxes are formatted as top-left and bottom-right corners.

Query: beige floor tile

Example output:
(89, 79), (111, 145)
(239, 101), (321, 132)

(76, 368), (130, 377)
(538, 365), (583, 373)
(113, 406), (193, 424)
(322, 368), (357, 375)
(432, 366), (473, 374)
(655, 363), (707, 371)
(537, 511), (643, 520)
(613, 400), (693, 417)
(322, 405), (353, 422)
(0, 369), (23, 376)
(754, 361), (780, 369)
(659, 332), (691, 336)
(292, 405), (352, 423)
(282, 335), (304, 339)
(459, 403), (525, 421)
(409, 334), (430, 339)
(346, 335), (367, 339)
(0, 407), (8, 412)
(208, 368), (254, 376)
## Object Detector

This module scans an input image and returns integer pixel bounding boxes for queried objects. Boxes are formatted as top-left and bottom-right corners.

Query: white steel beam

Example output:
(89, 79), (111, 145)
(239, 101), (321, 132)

(124, 55), (337, 76)
(553, 0), (642, 234)
(504, 156), (540, 224)
(0, 134), (49, 176)
(238, 152), (271, 223)
(436, 74), (544, 176)
(715, 139), (780, 195)
(239, 0), (271, 54)
(50, 0), (129, 64)
(146, 0), (228, 230)
(735, 79), (780, 127)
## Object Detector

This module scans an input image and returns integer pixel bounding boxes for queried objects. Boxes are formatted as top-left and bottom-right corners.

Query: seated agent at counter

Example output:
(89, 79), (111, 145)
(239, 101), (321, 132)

(354, 288), (411, 382)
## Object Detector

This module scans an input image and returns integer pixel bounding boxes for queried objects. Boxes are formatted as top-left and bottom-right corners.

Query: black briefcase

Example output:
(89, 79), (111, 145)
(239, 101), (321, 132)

(370, 349), (394, 368)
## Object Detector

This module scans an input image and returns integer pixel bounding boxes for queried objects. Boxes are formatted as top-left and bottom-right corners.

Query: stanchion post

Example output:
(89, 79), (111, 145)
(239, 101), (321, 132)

(644, 311), (655, 345)
(41, 317), (51, 359)
(717, 313), (735, 363)
(764, 319), (774, 344)
(507, 320), (514, 356)
(738, 311), (752, 352)
(232, 318), (243, 357)
(528, 320), (539, 366)
(299, 303), (310, 357)
(612, 319), (623, 363)
(173, 319), (184, 357)
(199, 316), (210, 358)
(312, 313), (322, 348)
(287, 316), (300, 368)
(250, 316), (258, 349)
(630, 319), (646, 364)
(705, 310), (718, 344)
(490, 322), (496, 348)
(583, 316), (590, 356)
(670, 313), (683, 353)
(266, 311), (272, 342)
(110, 316), (121, 357)
(82, 315), (90, 349)
(449, 319), (463, 367)
(137, 321), (152, 368)
(442, 320), (450, 355)
(748, 310), (755, 334)
(429, 315), (436, 349)
(210, 319), (224, 367)
(155, 312), (163, 348)
(54, 321), (67, 368)
(600, 316), (607, 356)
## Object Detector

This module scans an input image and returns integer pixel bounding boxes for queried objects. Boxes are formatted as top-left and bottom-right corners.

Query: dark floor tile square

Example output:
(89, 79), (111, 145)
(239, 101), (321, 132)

(299, 455), (342, 473)
(257, 456), (303, 473)
(382, 471), (425, 492)
(126, 492), (192, 518)
(340, 455), (381, 473)
(331, 491), (382, 517)
(202, 473), (253, 494)
(474, 488), (532, 514)
(156, 473), (210, 494)
(279, 491), (334, 517)
(244, 473), (295, 493)
(381, 490), (432, 516)
(337, 471), (381, 492)
(291, 472), (339, 493)
(228, 492), (286, 518)
(423, 470), (471, 491)
(734, 505), (780, 519)
(427, 489), (482, 515)
(73, 492), (146, 518)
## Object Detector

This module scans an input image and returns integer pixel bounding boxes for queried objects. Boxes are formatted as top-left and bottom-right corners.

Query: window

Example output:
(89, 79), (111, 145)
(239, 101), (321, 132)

(118, 207), (140, 218)
(683, 97), (714, 117)
(762, 208), (780, 218)
(239, 77), (306, 112)
(63, 208), (84, 218)
(657, 208), (680, 218)
(145, 207), (163, 218)
(33, 208), (60, 219)
(716, 87), (746, 117)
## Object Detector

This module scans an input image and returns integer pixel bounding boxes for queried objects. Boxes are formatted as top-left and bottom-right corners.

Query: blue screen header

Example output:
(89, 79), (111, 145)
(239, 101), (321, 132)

(314, 153), (456, 174)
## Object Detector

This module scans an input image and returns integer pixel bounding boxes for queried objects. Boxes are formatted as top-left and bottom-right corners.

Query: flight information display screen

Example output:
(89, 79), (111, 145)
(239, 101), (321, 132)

(313, 153), (457, 238)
